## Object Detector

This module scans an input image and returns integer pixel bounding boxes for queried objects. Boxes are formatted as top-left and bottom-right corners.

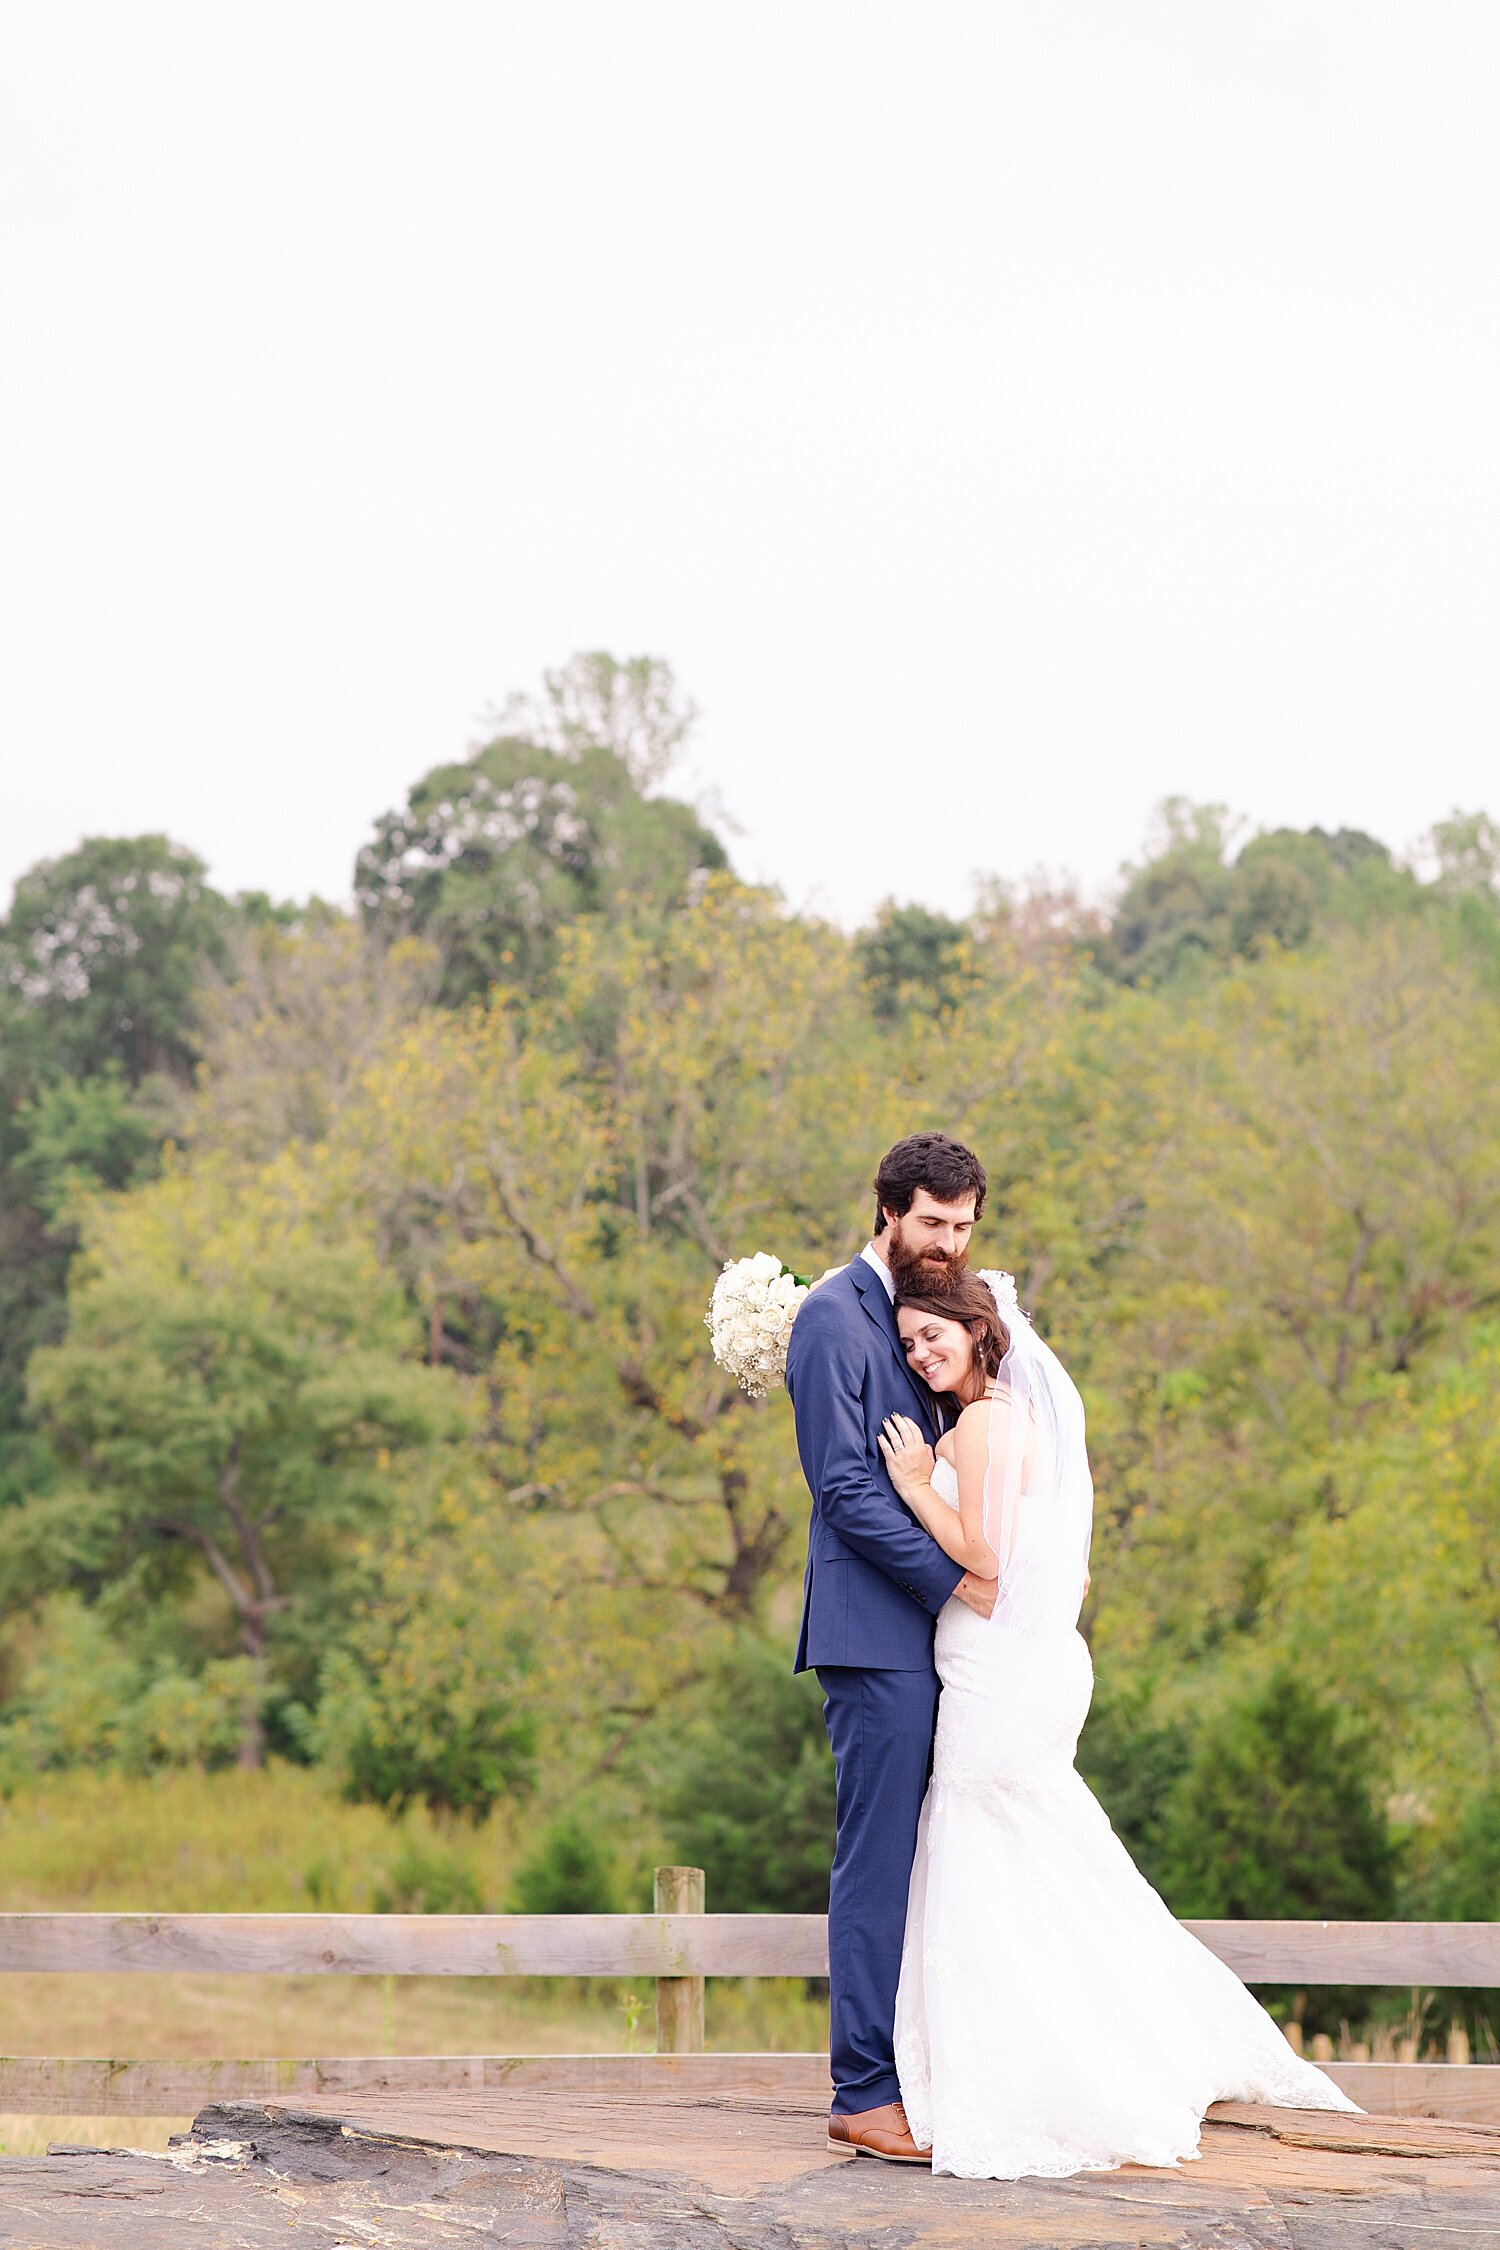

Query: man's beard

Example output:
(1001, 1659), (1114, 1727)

(887, 1230), (968, 1297)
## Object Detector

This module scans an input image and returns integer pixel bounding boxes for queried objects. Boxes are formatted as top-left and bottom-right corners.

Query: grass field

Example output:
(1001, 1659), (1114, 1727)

(0, 1763), (827, 2152)
(0, 1763), (515, 1912)
(5, 1761), (1453, 2160)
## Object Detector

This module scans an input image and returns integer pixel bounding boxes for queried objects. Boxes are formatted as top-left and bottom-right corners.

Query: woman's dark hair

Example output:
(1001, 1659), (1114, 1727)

(894, 1273), (1010, 1392)
(873, 1132), (987, 1237)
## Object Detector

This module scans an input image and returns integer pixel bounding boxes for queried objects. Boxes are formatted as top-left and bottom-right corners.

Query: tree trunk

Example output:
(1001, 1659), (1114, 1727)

(236, 1692), (266, 1770)
(234, 1624), (269, 1771)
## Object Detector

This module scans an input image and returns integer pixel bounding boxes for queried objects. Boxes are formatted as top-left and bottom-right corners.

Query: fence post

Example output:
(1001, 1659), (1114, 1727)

(654, 1865), (705, 2054)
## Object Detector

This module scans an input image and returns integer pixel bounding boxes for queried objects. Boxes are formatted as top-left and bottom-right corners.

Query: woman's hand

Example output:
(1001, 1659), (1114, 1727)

(878, 1413), (936, 1504)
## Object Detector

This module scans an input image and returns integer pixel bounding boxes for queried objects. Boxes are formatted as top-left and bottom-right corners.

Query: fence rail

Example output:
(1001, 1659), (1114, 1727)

(5, 1907), (1500, 2121)
(3, 2051), (1500, 2124)
(3, 1913), (1500, 1985)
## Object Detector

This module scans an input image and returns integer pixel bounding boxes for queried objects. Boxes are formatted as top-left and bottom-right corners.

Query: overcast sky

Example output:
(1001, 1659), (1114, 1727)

(3, 1), (1496, 928)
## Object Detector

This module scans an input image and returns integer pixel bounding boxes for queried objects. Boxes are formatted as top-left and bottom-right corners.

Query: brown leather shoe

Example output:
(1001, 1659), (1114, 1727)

(827, 2099), (932, 2164)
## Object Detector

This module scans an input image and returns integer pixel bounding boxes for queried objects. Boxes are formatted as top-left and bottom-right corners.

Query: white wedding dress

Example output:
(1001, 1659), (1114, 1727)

(893, 1440), (1357, 2180)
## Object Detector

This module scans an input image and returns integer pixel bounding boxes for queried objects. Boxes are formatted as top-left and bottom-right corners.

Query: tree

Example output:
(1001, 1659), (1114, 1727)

(657, 1637), (835, 1911)
(508, 1816), (620, 1914)
(303, 1466), (538, 1816)
(1429, 810), (1500, 898)
(16, 1160), (465, 1765)
(1157, 1672), (1397, 1923)
(0, 834), (232, 1086)
(0, 835), (235, 1501)
(493, 650), (700, 788)
(1265, 1337), (1500, 1821)
(10, 772), (1499, 1880)
(1106, 801), (1242, 983)
(188, 909), (439, 1162)
(857, 901), (973, 1020)
(304, 876), (894, 1766)
(13, 1067), (168, 1218)
(354, 655), (726, 1003)
(0, 1594), (254, 1785)
(1155, 1674), (1398, 2034)
(1076, 921), (1500, 1684)
(1105, 806), (1409, 983)
(1075, 1678), (1191, 1891)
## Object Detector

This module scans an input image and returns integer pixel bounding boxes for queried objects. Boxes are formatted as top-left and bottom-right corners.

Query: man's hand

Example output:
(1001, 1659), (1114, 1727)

(952, 1570), (998, 1620)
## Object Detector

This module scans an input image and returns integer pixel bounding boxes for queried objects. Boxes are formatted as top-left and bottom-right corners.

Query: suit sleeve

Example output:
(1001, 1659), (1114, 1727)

(787, 1293), (965, 1615)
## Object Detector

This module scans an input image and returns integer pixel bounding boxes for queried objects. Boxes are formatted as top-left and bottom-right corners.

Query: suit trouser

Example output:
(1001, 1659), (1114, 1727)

(816, 1663), (940, 2115)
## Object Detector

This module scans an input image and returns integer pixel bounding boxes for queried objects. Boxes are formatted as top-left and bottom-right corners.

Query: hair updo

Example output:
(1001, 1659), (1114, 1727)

(893, 1272), (1011, 1391)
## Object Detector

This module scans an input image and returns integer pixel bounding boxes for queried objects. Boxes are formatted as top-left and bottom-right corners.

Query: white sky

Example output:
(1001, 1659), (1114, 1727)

(2, 1), (1497, 927)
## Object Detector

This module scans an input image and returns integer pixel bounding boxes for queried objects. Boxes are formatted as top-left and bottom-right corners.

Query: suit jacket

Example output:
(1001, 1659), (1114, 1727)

(787, 1257), (965, 1672)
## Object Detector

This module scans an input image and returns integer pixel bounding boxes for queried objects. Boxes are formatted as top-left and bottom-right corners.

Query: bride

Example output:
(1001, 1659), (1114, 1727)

(876, 1268), (1358, 2181)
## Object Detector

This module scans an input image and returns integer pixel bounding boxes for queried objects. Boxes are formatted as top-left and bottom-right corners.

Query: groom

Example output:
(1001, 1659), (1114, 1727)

(787, 1131), (996, 2163)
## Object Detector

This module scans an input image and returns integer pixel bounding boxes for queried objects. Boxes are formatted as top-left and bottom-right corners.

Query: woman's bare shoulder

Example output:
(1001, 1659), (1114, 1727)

(953, 1397), (997, 1448)
(955, 1393), (1019, 1442)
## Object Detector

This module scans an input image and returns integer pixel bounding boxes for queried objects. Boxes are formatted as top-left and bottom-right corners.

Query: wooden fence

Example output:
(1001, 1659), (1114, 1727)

(4, 1878), (1500, 2121)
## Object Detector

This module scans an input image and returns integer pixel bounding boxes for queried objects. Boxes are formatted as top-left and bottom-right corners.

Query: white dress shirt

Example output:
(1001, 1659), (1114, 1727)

(860, 1241), (895, 1301)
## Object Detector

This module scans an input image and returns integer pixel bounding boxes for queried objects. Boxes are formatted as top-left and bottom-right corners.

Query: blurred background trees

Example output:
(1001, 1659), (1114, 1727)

(352, 652), (725, 1005)
(2, 650), (1498, 1990)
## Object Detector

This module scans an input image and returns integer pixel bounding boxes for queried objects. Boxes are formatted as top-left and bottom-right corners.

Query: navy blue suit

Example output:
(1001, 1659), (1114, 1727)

(786, 1255), (963, 2113)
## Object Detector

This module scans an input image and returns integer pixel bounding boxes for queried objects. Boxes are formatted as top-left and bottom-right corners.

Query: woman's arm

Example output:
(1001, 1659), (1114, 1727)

(878, 1413), (999, 1578)
(953, 1399), (1005, 1575)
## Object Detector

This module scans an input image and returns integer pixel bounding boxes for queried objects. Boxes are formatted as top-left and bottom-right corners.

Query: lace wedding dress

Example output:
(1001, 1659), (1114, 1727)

(892, 1306), (1357, 2180)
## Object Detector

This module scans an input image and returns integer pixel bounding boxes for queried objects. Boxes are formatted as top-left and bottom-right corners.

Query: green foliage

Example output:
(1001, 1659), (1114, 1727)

(1421, 1786), (1500, 1921)
(1262, 1336), (1500, 1820)
(0, 1596), (255, 1788)
(1429, 808), (1500, 897)
(5, 750), (1500, 1934)
(657, 1639), (836, 1911)
(497, 651), (701, 788)
(508, 1816), (619, 1914)
(371, 1836), (486, 1914)
(13, 1068), (167, 1220)
(354, 654), (725, 1003)
(307, 1475), (539, 1817)
(12, 1163), (464, 1764)
(857, 901), (973, 1020)
(0, 834), (236, 1505)
(0, 1762), (506, 1912)
(0, 833), (232, 1085)
(187, 915), (438, 1163)
(1106, 799), (1406, 984)
(1107, 801), (1243, 983)
(320, 1682), (536, 1821)
(1075, 1680), (1191, 1890)
(1156, 1674), (1397, 1922)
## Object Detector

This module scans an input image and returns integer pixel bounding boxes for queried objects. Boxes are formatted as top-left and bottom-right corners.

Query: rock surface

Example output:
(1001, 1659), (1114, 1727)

(2, 2089), (1499, 2246)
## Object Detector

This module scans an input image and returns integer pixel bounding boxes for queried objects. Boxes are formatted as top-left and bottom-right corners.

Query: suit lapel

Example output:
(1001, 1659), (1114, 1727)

(851, 1257), (942, 1438)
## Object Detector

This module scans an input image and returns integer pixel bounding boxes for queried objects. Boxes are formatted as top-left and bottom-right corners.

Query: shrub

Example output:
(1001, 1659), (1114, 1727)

(1405, 1785), (1500, 2047)
(304, 1502), (539, 1820)
(1076, 1679), (1191, 1890)
(372, 1836), (485, 1915)
(658, 1638), (835, 1912)
(1424, 1786), (1500, 1921)
(329, 1682), (536, 1822)
(0, 1597), (255, 1787)
(508, 1816), (618, 1914)
(1157, 1671), (1397, 1922)
(1155, 1670), (1398, 2036)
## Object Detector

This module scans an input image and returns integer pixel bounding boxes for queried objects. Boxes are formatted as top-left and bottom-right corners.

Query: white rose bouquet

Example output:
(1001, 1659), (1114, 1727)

(705, 1252), (810, 1398)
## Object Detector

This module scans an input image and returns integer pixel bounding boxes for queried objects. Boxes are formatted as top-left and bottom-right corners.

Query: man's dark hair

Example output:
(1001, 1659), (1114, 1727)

(872, 1133), (987, 1236)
